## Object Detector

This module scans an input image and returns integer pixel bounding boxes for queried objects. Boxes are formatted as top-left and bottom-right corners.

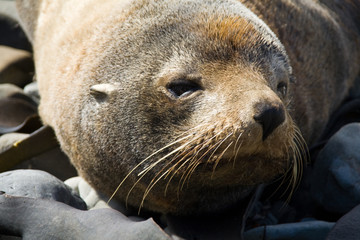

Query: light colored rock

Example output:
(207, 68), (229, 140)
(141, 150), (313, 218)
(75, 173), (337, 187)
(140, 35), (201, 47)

(23, 81), (40, 104)
(0, 83), (23, 99)
(65, 176), (130, 214)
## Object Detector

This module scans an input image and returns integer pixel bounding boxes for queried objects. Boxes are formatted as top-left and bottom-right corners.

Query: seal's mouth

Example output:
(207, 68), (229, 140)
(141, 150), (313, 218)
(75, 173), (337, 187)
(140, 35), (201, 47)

(107, 115), (307, 215)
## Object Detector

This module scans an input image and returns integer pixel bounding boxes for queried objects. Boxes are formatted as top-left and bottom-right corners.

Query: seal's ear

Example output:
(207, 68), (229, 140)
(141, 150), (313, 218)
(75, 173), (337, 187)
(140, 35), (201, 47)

(16, 0), (42, 43)
(90, 84), (117, 102)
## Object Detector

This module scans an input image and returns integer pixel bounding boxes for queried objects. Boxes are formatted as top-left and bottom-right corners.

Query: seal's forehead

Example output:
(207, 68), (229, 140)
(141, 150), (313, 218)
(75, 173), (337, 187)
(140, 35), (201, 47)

(97, 0), (292, 79)
(198, 16), (261, 48)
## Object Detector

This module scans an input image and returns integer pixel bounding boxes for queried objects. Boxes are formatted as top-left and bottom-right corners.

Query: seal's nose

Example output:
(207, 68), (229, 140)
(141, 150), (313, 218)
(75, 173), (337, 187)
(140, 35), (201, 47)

(253, 103), (285, 141)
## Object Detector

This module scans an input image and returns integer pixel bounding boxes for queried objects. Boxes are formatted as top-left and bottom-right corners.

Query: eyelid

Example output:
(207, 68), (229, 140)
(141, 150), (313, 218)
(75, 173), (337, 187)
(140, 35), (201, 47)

(166, 78), (203, 99)
(168, 73), (203, 85)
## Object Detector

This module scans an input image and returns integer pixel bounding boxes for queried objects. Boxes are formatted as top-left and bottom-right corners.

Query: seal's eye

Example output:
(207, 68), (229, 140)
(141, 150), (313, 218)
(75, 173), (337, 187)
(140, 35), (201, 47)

(277, 82), (287, 97)
(167, 79), (202, 98)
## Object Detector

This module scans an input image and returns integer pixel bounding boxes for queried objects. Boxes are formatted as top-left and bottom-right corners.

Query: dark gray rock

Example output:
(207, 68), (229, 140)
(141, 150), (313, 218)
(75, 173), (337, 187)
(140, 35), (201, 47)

(0, 83), (39, 135)
(0, 46), (34, 87)
(0, 96), (38, 132)
(0, 83), (37, 108)
(13, 147), (78, 181)
(0, 169), (86, 209)
(243, 220), (334, 240)
(327, 204), (360, 240)
(0, 0), (32, 51)
(0, 132), (28, 153)
(0, 192), (172, 240)
(311, 123), (360, 214)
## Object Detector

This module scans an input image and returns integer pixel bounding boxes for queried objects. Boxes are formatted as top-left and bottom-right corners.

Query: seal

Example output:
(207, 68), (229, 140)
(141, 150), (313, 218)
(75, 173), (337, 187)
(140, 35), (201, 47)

(16, 0), (360, 215)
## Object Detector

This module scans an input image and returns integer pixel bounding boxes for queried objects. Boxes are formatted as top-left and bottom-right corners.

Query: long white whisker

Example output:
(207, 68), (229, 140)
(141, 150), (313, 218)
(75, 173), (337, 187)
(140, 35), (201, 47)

(107, 131), (197, 203)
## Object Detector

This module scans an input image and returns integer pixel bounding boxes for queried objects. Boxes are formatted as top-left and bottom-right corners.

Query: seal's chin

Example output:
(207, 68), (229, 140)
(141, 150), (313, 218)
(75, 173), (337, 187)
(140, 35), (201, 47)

(127, 154), (289, 215)
(106, 118), (302, 215)
(191, 154), (289, 187)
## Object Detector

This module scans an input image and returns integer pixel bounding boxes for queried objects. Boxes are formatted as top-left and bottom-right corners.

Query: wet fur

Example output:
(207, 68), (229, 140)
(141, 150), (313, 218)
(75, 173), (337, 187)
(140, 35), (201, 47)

(16, 0), (360, 215)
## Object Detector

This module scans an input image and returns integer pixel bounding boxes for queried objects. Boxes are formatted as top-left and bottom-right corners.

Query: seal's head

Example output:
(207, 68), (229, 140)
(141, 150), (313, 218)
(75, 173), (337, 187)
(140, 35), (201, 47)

(19, 0), (306, 215)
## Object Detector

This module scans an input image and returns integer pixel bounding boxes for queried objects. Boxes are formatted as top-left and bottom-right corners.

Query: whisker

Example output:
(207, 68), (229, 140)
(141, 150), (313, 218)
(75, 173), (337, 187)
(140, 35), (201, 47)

(138, 139), (196, 176)
(177, 130), (228, 189)
(134, 125), (216, 212)
(205, 131), (232, 167)
(233, 128), (243, 155)
(211, 139), (233, 178)
(126, 132), (209, 210)
(180, 133), (227, 185)
(233, 132), (244, 167)
(176, 131), (229, 191)
(184, 159), (202, 187)
(139, 169), (172, 214)
(179, 153), (204, 191)
(282, 125), (308, 202)
(107, 128), (200, 204)
(164, 148), (197, 195)
(165, 128), (226, 193)
(163, 126), (220, 179)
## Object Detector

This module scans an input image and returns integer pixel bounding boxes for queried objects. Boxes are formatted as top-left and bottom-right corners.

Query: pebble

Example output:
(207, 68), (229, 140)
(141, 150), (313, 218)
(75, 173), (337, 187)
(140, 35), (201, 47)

(23, 81), (40, 104)
(65, 176), (131, 214)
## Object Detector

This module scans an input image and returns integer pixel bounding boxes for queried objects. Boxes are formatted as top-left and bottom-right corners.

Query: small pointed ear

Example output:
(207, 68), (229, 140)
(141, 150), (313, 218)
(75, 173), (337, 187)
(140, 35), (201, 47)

(90, 84), (117, 102)
(16, 0), (42, 42)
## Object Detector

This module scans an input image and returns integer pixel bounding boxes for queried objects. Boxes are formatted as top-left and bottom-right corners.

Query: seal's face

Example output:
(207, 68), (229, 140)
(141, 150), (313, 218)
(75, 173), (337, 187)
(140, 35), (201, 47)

(30, 0), (304, 214)
(69, 2), (305, 214)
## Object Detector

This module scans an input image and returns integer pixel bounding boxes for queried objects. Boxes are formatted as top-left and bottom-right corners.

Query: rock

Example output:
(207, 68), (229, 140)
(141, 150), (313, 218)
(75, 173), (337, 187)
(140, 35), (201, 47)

(0, 83), (38, 133)
(0, 83), (23, 99)
(0, 83), (40, 135)
(0, 169), (86, 210)
(326, 204), (360, 240)
(0, 192), (172, 240)
(65, 176), (130, 214)
(0, 83), (37, 106)
(0, 170), (171, 240)
(23, 81), (40, 104)
(0, 46), (34, 87)
(311, 123), (360, 214)
(13, 147), (78, 181)
(0, 132), (29, 153)
(243, 220), (334, 240)
(0, 0), (32, 51)
(0, 97), (37, 130)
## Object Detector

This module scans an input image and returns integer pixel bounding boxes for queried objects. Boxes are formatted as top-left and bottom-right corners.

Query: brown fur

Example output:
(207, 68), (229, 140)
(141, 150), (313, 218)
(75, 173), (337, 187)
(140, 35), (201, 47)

(240, 0), (360, 143)
(16, 0), (360, 215)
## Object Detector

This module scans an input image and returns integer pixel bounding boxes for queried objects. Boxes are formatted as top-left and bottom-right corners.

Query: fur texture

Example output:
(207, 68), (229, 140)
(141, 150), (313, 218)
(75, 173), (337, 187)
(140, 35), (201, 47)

(16, 0), (360, 215)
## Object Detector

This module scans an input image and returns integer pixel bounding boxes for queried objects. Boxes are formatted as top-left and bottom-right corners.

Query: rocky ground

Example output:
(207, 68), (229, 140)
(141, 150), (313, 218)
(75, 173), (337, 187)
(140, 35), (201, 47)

(1, 1), (360, 239)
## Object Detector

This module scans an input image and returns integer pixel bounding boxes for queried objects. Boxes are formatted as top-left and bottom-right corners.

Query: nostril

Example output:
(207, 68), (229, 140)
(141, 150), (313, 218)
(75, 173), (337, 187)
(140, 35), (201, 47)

(253, 104), (286, 141)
